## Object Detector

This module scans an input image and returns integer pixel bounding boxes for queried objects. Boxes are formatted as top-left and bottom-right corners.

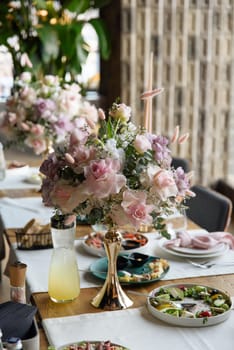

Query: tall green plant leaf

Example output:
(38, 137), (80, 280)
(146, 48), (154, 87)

(37, 26), (60, 63)
(62, 0), (90, 13)
(92, 0), (112, 8)
(89, 18), (111, 60)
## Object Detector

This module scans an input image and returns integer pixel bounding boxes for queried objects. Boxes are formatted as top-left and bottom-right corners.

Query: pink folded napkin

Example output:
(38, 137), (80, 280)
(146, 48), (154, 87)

(165, 230), (234, 250)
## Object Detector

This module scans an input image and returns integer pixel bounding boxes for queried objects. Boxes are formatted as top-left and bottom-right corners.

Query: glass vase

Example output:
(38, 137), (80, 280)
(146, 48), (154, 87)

(91, 227), (133, 310)
(48, 214), (80, 303)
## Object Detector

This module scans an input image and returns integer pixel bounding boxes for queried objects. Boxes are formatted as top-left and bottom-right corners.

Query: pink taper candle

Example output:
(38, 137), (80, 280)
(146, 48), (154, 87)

(143, 52), (154, 132)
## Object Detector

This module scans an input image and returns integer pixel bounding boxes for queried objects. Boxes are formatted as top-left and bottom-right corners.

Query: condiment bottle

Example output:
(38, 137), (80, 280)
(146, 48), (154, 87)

(0, 142), (6, 181)
(5, 337), (23, 350)
(0, 329), (5, 350)
(9, 261), (27, 304)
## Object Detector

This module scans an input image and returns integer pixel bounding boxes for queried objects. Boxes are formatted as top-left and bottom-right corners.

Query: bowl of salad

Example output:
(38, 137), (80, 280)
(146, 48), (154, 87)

(58, 340), (129, 349)
(147, 283), (232, 327)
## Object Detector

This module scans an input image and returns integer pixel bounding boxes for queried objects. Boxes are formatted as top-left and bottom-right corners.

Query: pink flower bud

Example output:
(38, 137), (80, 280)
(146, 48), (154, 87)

(20, 122), (30, 131)
(98, 108), (106, 120)
(186, 171), (194, 180)
(141, 88), (164, 100)
(186, 189), (196, 197)
(65, 153), (75, 164)
(86, 118), (96, 129)
(178, 132), (189, 144)
(64, 214), (76, 226)
(171, 125), (180, 144)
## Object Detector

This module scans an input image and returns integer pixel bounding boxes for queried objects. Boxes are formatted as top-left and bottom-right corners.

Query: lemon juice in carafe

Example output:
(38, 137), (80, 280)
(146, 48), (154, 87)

(48, 214), (80, 303)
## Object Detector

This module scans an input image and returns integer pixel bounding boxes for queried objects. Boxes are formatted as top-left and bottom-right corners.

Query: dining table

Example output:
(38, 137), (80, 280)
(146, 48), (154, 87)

(0, 165), (234, 350)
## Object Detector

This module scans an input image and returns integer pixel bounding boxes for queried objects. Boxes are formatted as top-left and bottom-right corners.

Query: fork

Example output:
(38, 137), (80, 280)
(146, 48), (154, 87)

(187, 259), (234, 269)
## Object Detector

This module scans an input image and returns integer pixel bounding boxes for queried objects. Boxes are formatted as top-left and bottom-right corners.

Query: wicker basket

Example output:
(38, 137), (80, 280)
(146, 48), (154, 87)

(15, 231), (53, 250)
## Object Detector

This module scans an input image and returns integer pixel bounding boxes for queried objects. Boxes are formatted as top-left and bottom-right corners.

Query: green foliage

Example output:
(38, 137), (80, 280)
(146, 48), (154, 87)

(0, 0), (112, 81)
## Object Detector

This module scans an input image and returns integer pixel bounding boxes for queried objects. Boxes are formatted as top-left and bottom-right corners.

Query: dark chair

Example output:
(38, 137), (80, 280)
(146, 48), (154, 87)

(185, 185), (233, 232)
(171, 157), (190, 172)
(0, 216), (6, 281)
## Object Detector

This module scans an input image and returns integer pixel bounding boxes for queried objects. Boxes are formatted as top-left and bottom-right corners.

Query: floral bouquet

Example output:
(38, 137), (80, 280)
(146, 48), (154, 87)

(39, 100), (194, 238)
(0, 72), (99, 155)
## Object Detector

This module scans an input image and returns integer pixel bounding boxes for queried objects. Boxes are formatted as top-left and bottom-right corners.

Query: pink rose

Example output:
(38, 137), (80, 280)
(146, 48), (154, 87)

(70, 145), (96, 168)
(25, 136), (47, 155)
(121, 190), (155, 229)
(83, 158), (126, 198)
(19, 86), (37, 107)
(79, 101), (99, 126)
(110, 204), (130, 228)
(152, 169), (178, 200)
(109, 103), (131, 122)
(133, 134), (152, 154)
(51, 182), (88, 213)
(8, 113), (17, 125)
(72, 118), (91, 144)
(30, 124), (44, 136)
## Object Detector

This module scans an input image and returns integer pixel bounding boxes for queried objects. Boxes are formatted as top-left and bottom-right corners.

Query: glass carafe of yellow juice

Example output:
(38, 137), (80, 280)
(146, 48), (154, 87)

(48, 213), (80, 303)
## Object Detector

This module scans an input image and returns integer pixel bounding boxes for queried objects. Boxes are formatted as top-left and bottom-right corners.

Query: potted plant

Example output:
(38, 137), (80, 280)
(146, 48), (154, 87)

(0, 0), (111, 82)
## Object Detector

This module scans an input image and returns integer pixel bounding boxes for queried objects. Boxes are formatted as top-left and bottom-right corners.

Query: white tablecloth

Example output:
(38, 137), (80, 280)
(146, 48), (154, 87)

(42, 306), (234, 350)
(8, 232), (234, 295)
(0, 167), (41, 190)
(0, 196), (53, 228)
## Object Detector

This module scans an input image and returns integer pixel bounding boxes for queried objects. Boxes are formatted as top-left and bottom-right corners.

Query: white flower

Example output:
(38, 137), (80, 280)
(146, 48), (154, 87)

(7, 35), (20, 51)
(19, 72), (32, 84)
(140, 164), (161, 187)
(105, 139), (125, 165)
(43, 75), (60, 87)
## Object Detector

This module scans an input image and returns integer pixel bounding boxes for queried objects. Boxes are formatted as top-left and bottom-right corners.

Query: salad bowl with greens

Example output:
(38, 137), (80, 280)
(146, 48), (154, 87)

(147, 283), (232, 327)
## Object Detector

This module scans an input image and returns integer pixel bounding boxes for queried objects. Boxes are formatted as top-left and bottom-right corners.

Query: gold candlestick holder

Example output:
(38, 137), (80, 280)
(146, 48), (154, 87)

(91, 227), (133, 310)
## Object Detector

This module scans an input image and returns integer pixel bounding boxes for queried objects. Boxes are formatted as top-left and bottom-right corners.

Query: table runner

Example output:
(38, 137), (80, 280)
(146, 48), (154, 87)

(42, 306), (234, 350)
(7, 232), (234, 295)
(0, 167), (41, 190)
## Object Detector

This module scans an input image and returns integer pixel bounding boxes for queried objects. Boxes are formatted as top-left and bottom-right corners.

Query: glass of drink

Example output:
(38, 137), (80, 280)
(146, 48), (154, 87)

(166, 208), (187, 232)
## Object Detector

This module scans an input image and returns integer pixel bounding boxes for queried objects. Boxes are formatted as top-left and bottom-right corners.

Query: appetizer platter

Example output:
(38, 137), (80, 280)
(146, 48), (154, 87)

(83, 231), (149, 257)
(58, 340), (129, 350)
(90, 254), (169, 284)
(147, 283), (232, 327)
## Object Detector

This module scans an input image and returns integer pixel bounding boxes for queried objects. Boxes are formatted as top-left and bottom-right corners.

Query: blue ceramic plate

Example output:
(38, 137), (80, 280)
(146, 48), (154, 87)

(90, 254), (169, 284)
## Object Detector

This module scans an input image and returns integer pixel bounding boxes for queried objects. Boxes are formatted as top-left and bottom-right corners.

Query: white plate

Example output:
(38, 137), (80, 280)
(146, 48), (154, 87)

(24, 173), (42, 185)
(58, 341), (129, 349)
(159, 239), (229, 258)
(6, 165), (29, 176)
(82, 231), (149, 257)
(170, 242), (227, 255)
(147, 283), (232, 327)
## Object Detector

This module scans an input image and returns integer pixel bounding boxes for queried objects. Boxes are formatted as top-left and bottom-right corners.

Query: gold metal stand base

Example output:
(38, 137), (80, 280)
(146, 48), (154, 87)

(91, 280), (133, 310)
(91, 227), (133, 310)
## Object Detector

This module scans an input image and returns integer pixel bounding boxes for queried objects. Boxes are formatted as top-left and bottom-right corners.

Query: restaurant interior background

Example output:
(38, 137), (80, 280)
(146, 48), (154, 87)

(0, 0), (234, 299)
